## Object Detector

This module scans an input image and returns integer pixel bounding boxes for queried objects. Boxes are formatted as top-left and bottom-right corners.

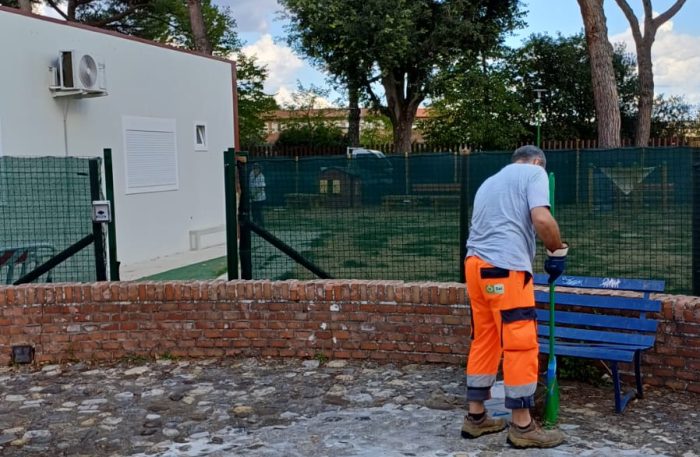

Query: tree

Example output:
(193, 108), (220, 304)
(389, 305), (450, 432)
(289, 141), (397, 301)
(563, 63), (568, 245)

(420, 50), (527, 150)
(650, 94), (699, 139)
(281, 0), (522, 153)
(577, 0), (622, 147)
(186, 0), (211, 54)
(614, 0), (687, 146)
(420, 34), (639, 148)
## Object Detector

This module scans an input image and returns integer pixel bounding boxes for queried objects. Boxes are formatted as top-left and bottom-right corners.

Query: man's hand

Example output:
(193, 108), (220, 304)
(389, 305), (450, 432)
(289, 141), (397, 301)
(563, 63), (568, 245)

(544, 243), (569, 284)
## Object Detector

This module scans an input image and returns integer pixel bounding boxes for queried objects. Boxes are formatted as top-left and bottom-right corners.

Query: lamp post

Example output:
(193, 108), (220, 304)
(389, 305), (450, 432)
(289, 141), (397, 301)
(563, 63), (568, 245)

(534, 89), (547, 148)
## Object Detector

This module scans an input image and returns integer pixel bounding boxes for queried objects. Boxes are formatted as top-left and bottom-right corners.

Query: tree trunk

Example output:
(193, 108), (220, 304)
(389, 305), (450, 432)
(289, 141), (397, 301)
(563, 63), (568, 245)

(18, 0), (32, 12)
(392, 112), (416, 154)
(347, 83), (361, 147)
(67, 0), (77, 21)
(577, 0), (621, 148)
(187, 0), (212, 55)
(614, 0), (687, 146)
(382, 72), (422, 153)
(635, 43), (654, 146)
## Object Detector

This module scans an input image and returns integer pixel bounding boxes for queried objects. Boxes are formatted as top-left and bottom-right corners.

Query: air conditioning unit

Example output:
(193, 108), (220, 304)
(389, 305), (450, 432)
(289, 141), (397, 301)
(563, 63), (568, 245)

(50, 50), (107, 98)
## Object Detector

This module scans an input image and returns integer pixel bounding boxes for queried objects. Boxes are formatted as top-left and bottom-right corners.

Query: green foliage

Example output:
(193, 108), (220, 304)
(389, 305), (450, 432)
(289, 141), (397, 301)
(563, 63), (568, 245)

(558, 357), (608, 387)
(277, 122), (346, 148)
(359, 113), (394, 146)
(313, 351), (328, 365)
(276, 84), (348, 147)
(420, 51), (528, 150)
(422, 33), (640, 147)
(651, 95), (700, 138)
(281, 0), (524, 151)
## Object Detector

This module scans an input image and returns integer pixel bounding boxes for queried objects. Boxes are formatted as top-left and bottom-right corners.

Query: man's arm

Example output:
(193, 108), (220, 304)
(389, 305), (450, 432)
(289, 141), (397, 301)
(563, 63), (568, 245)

(531, 206), (565, 252)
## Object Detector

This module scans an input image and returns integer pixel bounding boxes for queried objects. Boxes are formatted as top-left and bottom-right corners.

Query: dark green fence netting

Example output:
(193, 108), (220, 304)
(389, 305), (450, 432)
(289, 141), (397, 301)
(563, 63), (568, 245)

(244, 147), (695, 294)
(0, 156), (100, 284)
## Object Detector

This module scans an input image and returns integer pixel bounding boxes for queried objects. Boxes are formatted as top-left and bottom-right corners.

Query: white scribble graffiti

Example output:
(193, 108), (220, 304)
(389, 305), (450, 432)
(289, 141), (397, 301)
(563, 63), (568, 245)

(601, 278), (621, 289)
(561, 277), (582, 286)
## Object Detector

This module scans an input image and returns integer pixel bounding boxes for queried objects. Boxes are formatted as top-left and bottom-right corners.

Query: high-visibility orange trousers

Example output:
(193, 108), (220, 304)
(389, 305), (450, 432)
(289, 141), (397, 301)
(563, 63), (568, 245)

(464, 256), (538, 409)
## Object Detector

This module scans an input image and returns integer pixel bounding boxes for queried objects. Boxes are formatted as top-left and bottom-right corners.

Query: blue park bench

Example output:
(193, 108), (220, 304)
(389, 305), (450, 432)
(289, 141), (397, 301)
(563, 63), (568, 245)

(533, 274), (664, 413)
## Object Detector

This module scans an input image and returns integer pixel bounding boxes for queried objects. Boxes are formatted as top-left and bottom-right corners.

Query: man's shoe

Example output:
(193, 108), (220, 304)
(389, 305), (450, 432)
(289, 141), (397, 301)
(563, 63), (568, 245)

(460, 414), (507, 439)
(507, 420), (565, 448)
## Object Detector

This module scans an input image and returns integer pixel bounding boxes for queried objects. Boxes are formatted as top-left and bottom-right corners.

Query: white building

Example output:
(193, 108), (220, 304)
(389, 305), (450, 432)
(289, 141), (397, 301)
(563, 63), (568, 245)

(0, 7), (237, 273)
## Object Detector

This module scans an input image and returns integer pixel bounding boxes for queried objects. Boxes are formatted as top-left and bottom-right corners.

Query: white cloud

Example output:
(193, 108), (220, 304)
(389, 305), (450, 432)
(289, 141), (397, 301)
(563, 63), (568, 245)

(241, 34), (304, 99)
(37, 3), (66, 19)
(274, 86), (334, 108)
(217, 0), (280, 34)
(610, 19), (700, 104)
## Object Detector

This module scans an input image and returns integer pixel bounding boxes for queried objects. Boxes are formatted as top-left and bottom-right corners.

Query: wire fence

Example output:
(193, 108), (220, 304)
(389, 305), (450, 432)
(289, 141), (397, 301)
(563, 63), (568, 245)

(243, 147), (697, 294)
(0, 156), (102, 284)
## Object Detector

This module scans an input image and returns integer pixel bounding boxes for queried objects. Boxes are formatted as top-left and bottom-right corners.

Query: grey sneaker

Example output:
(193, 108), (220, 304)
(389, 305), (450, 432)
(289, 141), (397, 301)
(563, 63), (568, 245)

(460, 414), (507, 439)
(507, 420), (565, 448)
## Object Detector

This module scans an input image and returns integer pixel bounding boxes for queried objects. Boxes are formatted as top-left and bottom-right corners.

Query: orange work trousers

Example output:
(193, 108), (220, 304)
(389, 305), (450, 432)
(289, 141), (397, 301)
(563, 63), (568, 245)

(464, 255), (538, 409)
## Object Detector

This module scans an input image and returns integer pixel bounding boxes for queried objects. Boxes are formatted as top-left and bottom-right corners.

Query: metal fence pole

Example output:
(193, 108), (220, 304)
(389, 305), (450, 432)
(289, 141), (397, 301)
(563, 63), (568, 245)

(89, 158), (107, 281)
(103, 149), (120, 280)
(459, 153), (470, 283)
(693, 153), (700, 295)
(224, 148), (239, 280)
(237, 153), (252, 280)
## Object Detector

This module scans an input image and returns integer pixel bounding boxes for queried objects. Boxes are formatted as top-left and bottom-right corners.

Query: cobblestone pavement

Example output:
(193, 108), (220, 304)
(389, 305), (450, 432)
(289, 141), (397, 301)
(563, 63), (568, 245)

(0, 358), (698, 457)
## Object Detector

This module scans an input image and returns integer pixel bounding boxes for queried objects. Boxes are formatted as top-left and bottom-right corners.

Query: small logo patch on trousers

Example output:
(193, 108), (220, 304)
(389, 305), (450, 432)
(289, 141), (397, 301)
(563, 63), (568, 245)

(485, 284), (505, 294)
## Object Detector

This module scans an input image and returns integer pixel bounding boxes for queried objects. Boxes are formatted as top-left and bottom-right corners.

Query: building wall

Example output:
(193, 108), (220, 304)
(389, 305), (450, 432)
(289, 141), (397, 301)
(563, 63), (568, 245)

(0, 9), (235, 265)
(0, 280), (698, 393)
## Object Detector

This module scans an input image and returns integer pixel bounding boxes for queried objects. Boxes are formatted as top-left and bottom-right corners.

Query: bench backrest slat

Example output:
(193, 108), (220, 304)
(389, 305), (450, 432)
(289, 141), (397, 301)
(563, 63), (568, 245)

(534, 274), (665, 293)
(534, 290), (661, 313)
(534, 309), (658, 333)
(537, 324), (657, 348)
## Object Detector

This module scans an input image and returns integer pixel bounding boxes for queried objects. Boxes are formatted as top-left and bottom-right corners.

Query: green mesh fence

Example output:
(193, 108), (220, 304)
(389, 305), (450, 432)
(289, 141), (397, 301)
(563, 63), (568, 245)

(244, 147), (696, 294)
(0, 156), (101, 284)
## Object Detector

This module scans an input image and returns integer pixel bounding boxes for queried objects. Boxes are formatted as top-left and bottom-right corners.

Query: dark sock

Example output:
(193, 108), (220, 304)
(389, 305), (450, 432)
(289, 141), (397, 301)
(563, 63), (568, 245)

(468, 411), (486, 421)
(516, 420), (532, 430)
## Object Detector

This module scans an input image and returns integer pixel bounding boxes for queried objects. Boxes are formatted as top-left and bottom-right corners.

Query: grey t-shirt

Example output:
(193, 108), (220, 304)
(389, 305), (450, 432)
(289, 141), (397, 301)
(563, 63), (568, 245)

(466, 163), (550, 274)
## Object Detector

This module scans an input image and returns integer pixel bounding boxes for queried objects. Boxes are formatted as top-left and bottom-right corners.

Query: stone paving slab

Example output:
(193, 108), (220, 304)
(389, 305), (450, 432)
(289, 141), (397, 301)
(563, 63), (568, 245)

(0, 358), (698, 456)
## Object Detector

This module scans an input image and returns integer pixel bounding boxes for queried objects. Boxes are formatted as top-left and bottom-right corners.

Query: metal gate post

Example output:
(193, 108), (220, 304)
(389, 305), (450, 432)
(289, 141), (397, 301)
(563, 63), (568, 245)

(459, 152), (470, 283)
(693, 152), (700, 295)
(89, 158), (107, 281)
(103, 149), (120, 280)
(224, 148), (239, 280)
(237, 153), (252, 280)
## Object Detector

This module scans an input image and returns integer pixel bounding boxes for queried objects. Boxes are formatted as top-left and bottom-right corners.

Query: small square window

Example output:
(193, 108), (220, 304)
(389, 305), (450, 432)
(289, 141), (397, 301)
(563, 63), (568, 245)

(194, 122), (208, 151)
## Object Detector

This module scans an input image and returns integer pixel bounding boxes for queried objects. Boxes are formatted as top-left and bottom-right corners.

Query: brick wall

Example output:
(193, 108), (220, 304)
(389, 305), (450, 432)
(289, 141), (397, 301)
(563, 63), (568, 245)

(0, 280), (698, 393)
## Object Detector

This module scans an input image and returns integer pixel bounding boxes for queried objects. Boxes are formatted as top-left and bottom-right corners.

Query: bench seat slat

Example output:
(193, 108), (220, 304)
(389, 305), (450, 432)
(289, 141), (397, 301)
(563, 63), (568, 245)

(534, 274), (665, 293)
(538, 339), (637, 362)
(535, 309), (658, 332)
(535, 290), (661, 313)
(538, 324), (656, 348)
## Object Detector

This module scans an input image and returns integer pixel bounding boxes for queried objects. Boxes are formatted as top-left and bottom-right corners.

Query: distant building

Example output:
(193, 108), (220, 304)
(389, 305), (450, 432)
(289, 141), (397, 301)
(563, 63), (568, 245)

(263, 108), (431, 144)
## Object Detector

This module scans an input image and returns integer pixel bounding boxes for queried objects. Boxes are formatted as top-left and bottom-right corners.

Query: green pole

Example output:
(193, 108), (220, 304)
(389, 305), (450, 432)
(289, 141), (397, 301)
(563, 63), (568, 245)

(544, 171), (560, 427)
(103, 149), (120, 281)
(224, 148), (239, 280)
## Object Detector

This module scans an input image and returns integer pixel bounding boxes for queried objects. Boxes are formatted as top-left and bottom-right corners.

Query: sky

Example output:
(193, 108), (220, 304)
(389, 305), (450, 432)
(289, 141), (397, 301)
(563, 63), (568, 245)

(217, 0), (700, 107)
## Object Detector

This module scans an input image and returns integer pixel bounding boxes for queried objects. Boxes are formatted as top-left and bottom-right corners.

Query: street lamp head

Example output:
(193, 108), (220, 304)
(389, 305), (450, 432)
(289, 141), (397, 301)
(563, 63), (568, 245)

(534, 88), (547, 102)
